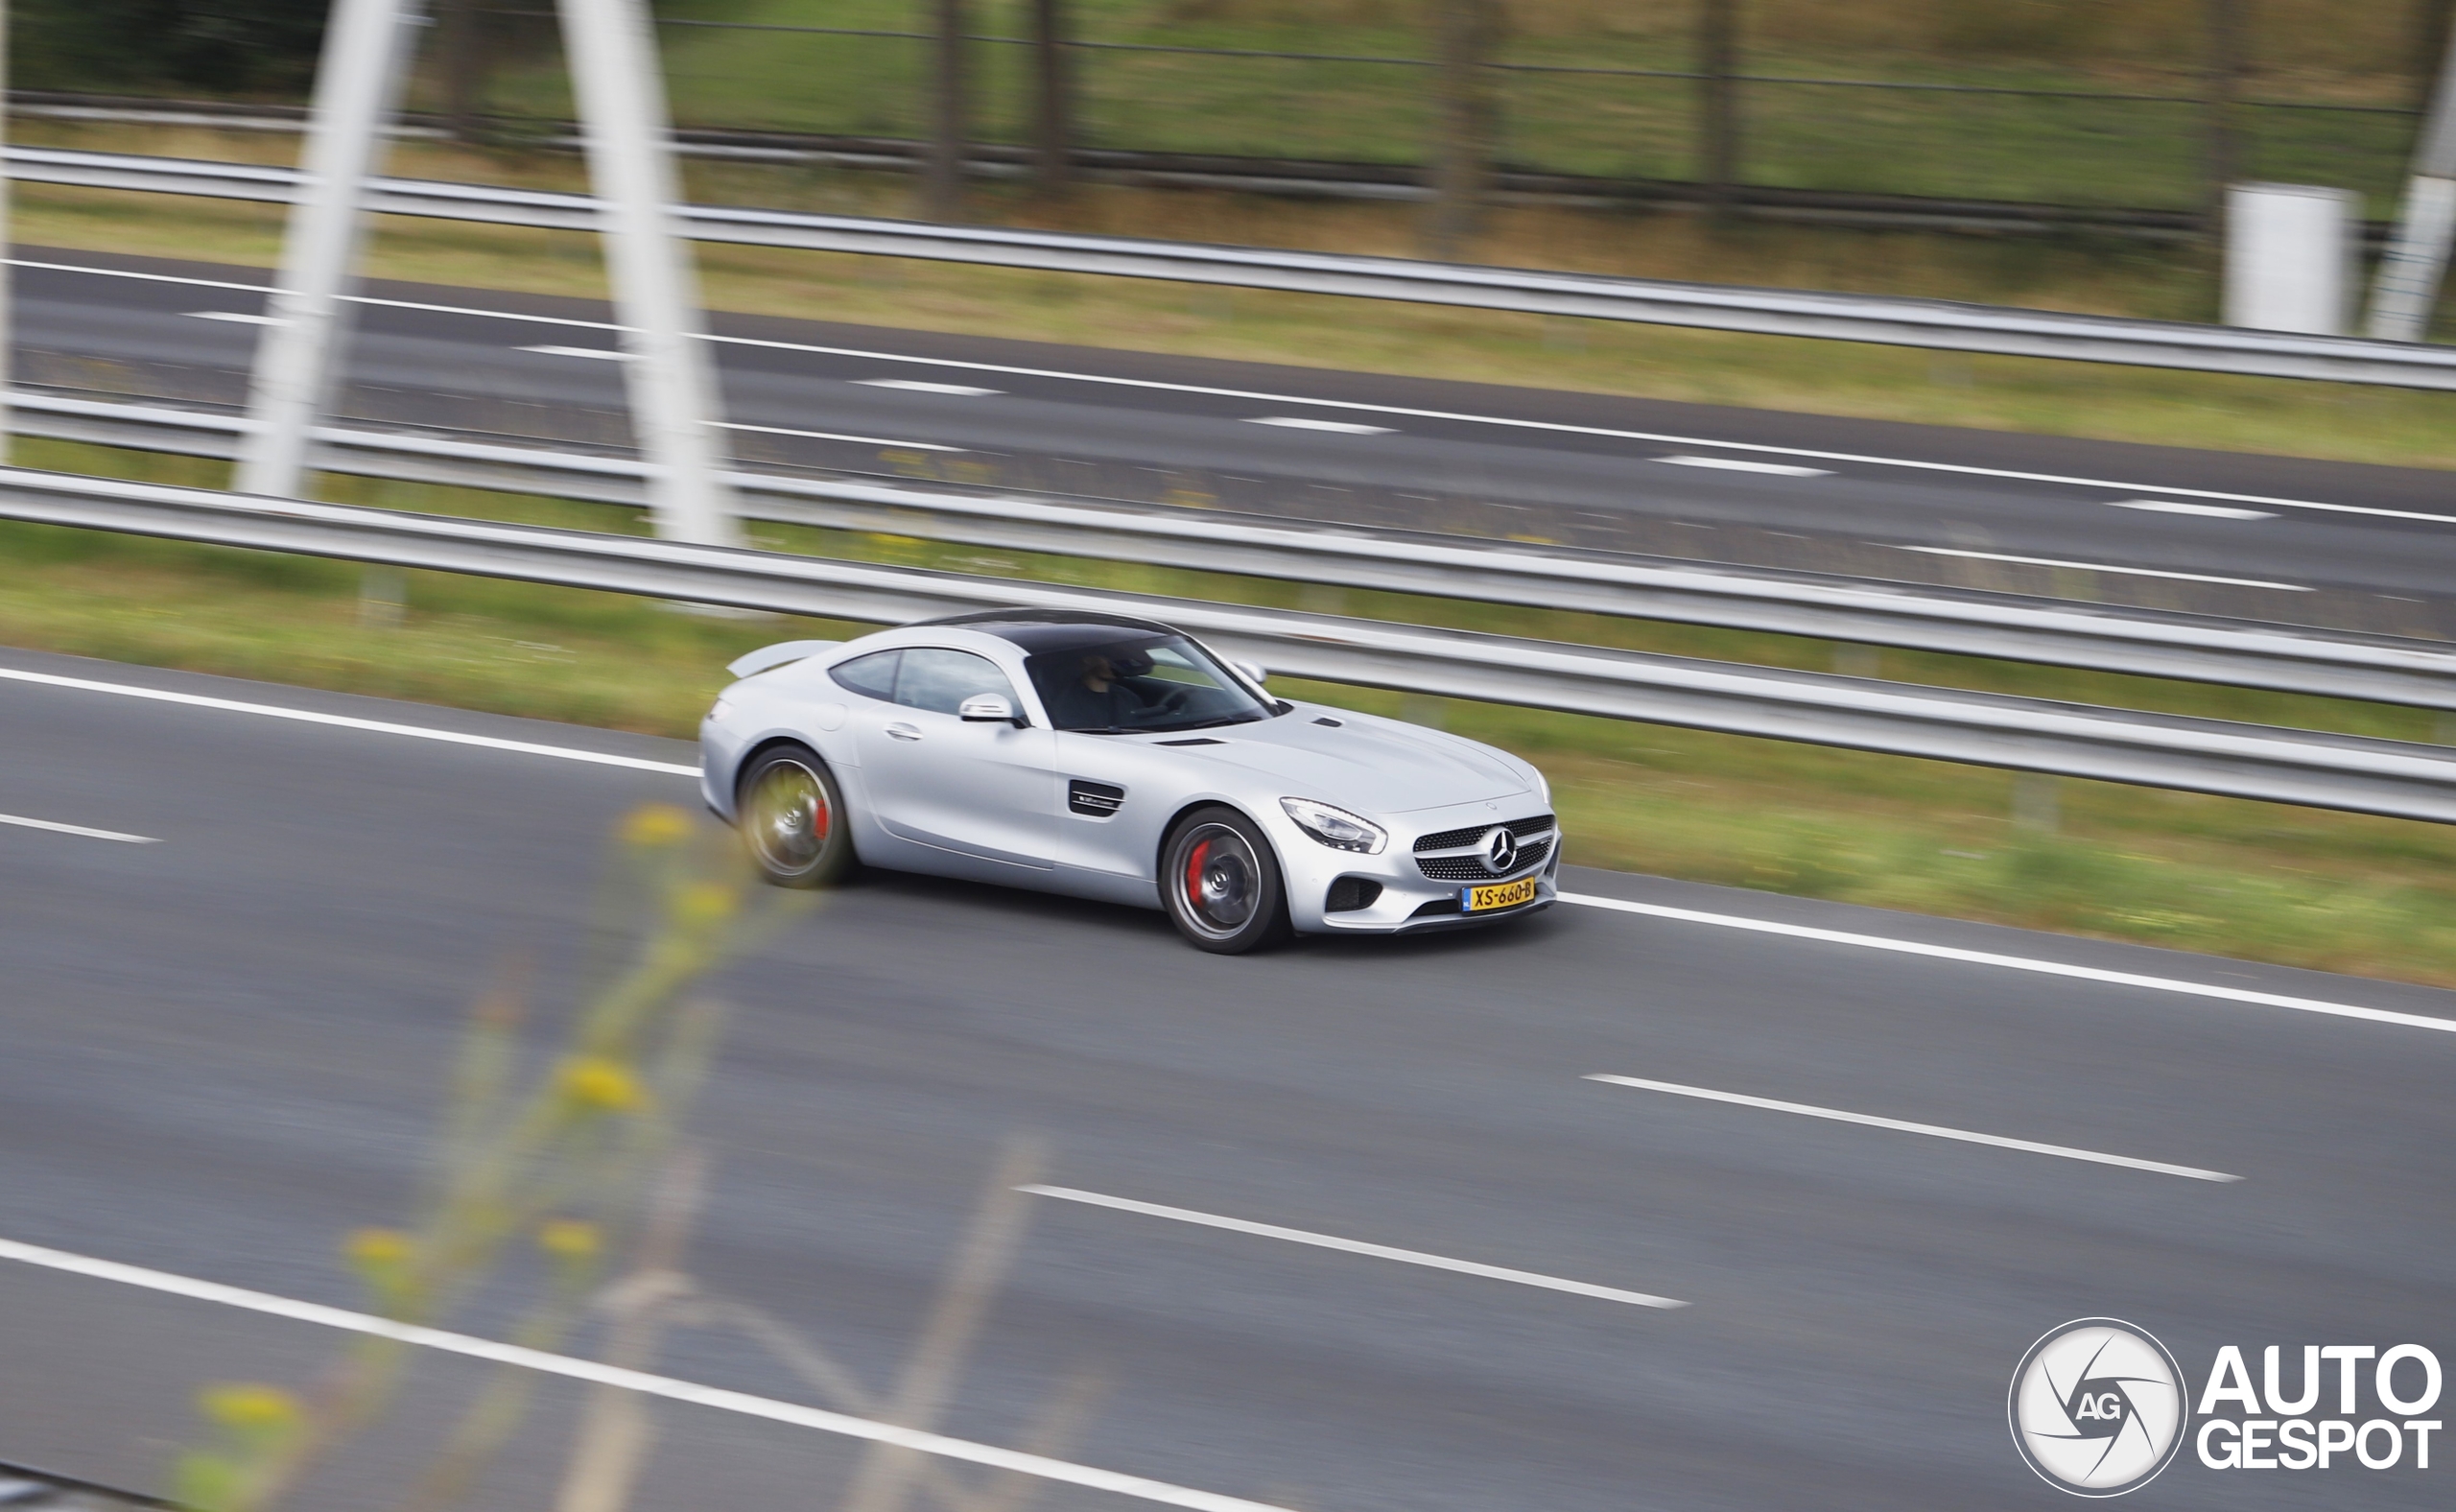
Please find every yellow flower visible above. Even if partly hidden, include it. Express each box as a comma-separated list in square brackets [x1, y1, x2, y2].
[621, 805, 693, 849]
[557, 1055, 646, 1114]
[671, 881, 740, 929]
[201, 1383, 302, 1432]
[536, 1218, 602, 1262]
[343, 1227, 412, 1269]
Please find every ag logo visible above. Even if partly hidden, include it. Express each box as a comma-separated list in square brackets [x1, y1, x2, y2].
[2011, 1319, 2188, 1497]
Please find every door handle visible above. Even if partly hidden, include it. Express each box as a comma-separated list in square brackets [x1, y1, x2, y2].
[886, 722, 923, 742]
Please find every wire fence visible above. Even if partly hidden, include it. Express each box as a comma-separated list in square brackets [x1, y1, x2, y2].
[426, 5, 2431, 216]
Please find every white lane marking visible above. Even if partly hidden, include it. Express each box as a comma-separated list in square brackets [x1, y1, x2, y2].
[519, 343, 630, 361]
[0, 668, 698, 778]
[2107, 499, 2277, 520]
[1558, 891, 2456, 1034]
[1653, 455, 1830, 478]
[718, 420, 964, 453]
[853, 378, 1001, 396]
[1243, 416, 1395, 436]
[1893, 545, 2310, 591]
[1020, 1184, 1685, 1309]
[0, 812, 159, 844]
[183, 310, 282, 325]
[15, 259, 2437, 529]
[0, 1236, 1295, 1512]
[1585, 1075, 2240, 1182]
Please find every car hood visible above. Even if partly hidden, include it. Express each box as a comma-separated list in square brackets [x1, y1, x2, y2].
[1146, 705, 1536, 815]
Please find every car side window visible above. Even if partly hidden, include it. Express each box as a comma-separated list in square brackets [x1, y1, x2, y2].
[830, 650, 901, 701]
[894, 648, 1018, 717]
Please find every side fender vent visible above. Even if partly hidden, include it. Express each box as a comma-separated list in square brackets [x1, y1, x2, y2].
[1068, 780, 1125, 817]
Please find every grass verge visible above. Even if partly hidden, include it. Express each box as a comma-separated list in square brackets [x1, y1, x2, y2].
[10, 437, 2456, 989]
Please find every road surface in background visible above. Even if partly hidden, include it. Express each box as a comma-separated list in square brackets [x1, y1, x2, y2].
[14, 248, 2456, 641]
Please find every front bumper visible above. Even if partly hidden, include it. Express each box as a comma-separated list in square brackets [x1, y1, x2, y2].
[1275, 800, 1561, 935]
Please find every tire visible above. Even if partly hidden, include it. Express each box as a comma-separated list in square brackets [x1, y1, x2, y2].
[736, 744, 854, 888]
[1161, 806, 1290, 955]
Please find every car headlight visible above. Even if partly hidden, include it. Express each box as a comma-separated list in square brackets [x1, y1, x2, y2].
[1280, 797, 1386, 854]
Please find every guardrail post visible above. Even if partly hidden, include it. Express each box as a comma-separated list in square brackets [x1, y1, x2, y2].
[557, 0, 740, 547]
[235, 0, 425, 503]
[928, 0, 969, 221]
[2367, 18, 2456, 342]
[1695, 0, 1739, 215]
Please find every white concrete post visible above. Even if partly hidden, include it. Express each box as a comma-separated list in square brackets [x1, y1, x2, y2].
[236, 0, 425, 500]
[2368, 25, 2456, 343]
[2223, 183, 2359, 335]
[557, 0, 738, 546]
[0, 0, 13, 461]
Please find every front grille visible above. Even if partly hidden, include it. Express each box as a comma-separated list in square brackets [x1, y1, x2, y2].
[1413, 813, 1555, 854]
[1417, 834, 1553, 881]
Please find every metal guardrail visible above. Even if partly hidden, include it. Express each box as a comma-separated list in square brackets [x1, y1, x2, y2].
[10, 462, 2456, 824]
[13, 145, 2455, 389]
[22, 389, 2456, 711]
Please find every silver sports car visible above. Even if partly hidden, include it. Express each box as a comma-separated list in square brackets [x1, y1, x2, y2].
[698, 609, 1559, 953]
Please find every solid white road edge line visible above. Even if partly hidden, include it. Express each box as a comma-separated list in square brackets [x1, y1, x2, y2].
[17, 256, 2444, 529]
[11, 664, 2445, 1036]
[1019, 1184, 1686, 1309]
[0, 668, 699, 778]
[1557, 891, 2456, 1034]
[0, 1236, 1299, 1512]
[1893, 545, 2311, 591]
[0, 812, 159, 844]
[1584, 1075, 2240, 1182]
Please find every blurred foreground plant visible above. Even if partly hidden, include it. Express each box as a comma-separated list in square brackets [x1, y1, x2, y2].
[174, 804, 802, 1512]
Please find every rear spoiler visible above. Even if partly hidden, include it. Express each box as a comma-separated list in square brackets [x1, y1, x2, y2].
[726, 640, 840, 679]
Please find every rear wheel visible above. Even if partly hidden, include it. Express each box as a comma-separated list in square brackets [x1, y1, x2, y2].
[737, 744, 853, 888]
[1161, 806, 1289, 954]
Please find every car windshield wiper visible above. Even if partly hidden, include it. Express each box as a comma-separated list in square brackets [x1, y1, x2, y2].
[1154, 714, 1262, 731]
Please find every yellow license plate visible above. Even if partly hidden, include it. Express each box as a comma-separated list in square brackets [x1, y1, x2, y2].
[1462, 876, 1539, 912]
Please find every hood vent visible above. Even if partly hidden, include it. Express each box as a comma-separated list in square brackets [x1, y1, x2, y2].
[1312, 718, 1344, 727]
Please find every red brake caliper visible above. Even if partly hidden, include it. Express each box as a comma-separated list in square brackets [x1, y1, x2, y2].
[1184, 839, 1212, 909]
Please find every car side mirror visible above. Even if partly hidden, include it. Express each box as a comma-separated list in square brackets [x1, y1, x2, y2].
[959, 693, 1023, 725]
[1234, 660, 1268, 687]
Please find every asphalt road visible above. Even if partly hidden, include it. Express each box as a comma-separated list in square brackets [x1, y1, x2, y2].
[15, 248, 2456, 639]
[2, 644, 2451, 1510]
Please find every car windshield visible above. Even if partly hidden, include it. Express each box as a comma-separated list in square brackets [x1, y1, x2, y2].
[1023, 632, 1273, 734]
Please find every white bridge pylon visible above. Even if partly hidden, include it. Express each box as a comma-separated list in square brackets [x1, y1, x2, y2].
[236, 0, 740, 547]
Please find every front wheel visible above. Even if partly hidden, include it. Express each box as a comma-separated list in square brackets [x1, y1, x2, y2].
[737, 744, 854, 888]
[1161, 807, 1289, 955]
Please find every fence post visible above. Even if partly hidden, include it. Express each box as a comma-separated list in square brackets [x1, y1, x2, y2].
[1423, 0, 1503, 259]
[1696, 0, 1738, 213]
[927, 0, 969, 221]
[2202, 0, 2244, 240]
[0, 0, 13, 463]
[236, 0, 426, 502]
[437, 0, 489, 143]
[1032, 0, 1073, 196]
